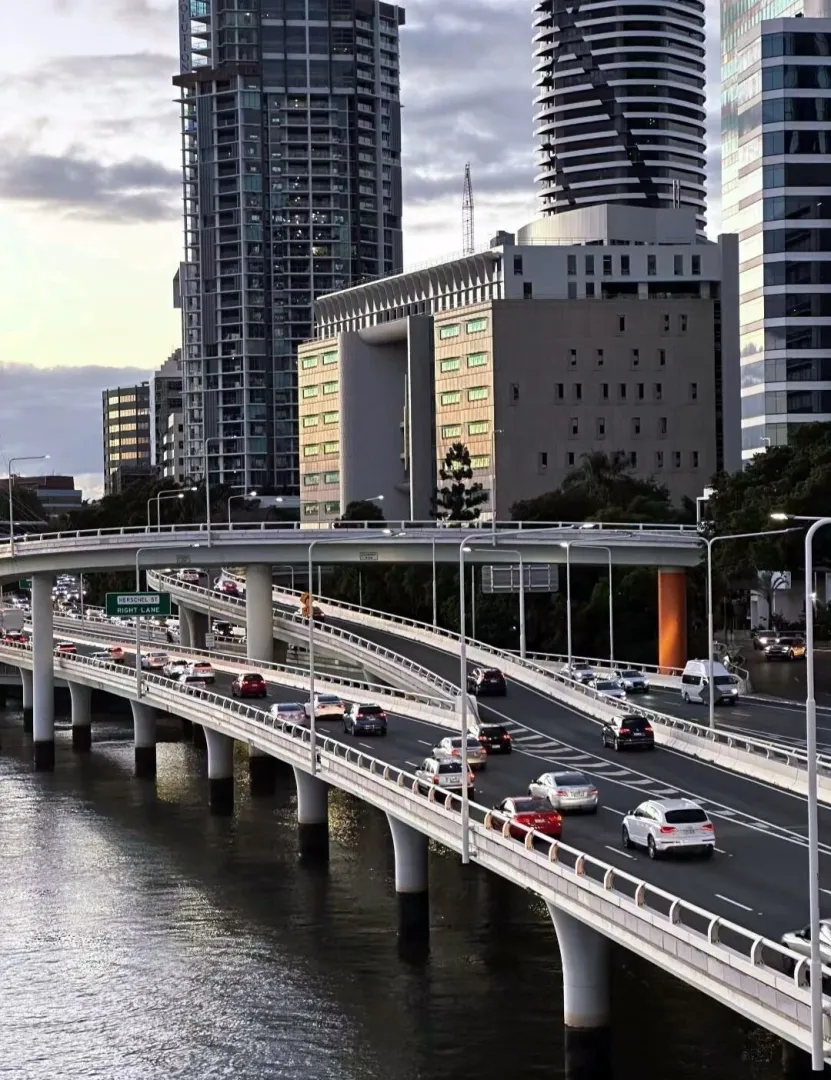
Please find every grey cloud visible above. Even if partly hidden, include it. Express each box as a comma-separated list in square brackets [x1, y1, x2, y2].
[0, 145, 179, 223]
[1, 51, 177, 93]
[0, 364, 154, 480]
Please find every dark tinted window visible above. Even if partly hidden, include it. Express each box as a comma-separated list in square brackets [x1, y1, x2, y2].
[626, 719, 651, 732]
[483, 669, 503, 678]
[480, 725, 508, 738]
[553, 773, 589, 786]
[438, 761, 463, 774]
[358, 706, 384, 716]
[511, 798, 549, 813]
[713, 675, 734, 685]
[620, 669, 642, 677]
[664, 808, 708, 824]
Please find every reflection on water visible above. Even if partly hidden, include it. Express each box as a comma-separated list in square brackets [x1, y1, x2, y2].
[0, 703, 782, 1080]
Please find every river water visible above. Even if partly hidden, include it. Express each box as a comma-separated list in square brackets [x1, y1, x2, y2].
[0, 703, 784, 1080]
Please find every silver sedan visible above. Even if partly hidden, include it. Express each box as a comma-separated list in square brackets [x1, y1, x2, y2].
[528, 771, 599, 813]
[434, 736, 488, 770]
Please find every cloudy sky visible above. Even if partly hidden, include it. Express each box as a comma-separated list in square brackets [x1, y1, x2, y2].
[0, 0, 720, 498]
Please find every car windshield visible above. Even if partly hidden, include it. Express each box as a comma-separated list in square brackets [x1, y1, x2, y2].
[552, 773, 589, 786]
[596, 680, 620, 690]
[511, 798, 549, 813]
[620, 669, 642, 678]
[713, 675, 735, 686]
[437, 761, 463, 774]
[318, 696, 341, 704]
[664, 808, 709, 824]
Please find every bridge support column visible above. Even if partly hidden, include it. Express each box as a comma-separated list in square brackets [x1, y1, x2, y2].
[386, 814, 429, 938]
[192, 722, 207, 749]
[20, 668, 33, 731]
[246, 564, 274, 664]
[180, 717, 193, 739]
[130, 701, 157, 778]
[178, 608, 192, 648]
[32, 572, 55, 771]
[248, 746, 277, 796]
[293, 766, 328, 859]
[204, 726, 234, 815]
[658, 568, 687, 674]
[547, 905, 610, 1079]
[183, 608, 208, 651]
[69, 682, 92, 752]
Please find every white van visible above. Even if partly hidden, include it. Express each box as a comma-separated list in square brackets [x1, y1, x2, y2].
[681, 660, 740, 705]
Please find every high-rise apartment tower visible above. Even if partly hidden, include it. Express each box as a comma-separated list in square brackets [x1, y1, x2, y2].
[174, 0, 404, 495]
[532, 0, 708, 227]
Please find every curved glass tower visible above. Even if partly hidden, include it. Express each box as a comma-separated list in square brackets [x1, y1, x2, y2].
[533, 0, 708, 228]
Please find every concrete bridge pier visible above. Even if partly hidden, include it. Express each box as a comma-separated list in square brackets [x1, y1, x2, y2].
[192, 722, 207, 749]
[69, 682, 92, 752]
[178, 608, 192, 648]
[246, 564, 275, 664]
[293, 766, 328, 859]
[20, 668, 33, 732]
[183, 607, 208, 651]
[547, 905, 611, 1080]
[31, 573, 55, 771]
[130, 701, 157, 778]
[248, 746, 277, 796]
[204, 726, 234, 815]
[386, 814, 429, 938]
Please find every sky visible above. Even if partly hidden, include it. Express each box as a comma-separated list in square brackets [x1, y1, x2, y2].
[0, 0, 721, 499]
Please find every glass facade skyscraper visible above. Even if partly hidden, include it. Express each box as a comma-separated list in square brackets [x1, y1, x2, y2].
[174, 0, 404, 495]
[722, 14, 831, 458]
[532, 0, 708, 226]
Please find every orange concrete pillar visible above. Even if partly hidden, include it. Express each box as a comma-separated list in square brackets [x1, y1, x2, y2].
[658, 569, 687, 674]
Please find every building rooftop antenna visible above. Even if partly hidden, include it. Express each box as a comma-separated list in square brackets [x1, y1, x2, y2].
[462, 163, 474, 255]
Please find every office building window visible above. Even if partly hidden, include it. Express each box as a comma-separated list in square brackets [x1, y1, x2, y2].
[556, 383, 564, 400]
[514, 255, 523, 275]
[621, 255, 630, 277]
[441, 424, 462, 439]
[322, 381, 338, 394]
[511, 383, 520, 402]
[302, 415, 319, 427]
[303, 503, 320, 517]
[302, 386, 319, 398]
[637, 383, 645, 400]
[596, 349, 604, 367]
[631, 348, 640, 368]
[663, 314, 670, 332]
[323, 441, 338, 454]
[523, 282, 533, 299]
[659, 348, 666, 366]
[691, 450, 700, 468]
[629, 451, 638, 467]
[603, 255, 612, 276]
[586, 282, 595, 297]
[439, 324, 460, 339]
[574, 383, 582, 401]
[466, 318, 488, 334]
[304, 445, 320, 457]
[673, 451, 681, 468]
[567, 451, 575, 466]
[618, 315, 626, 332]
[440, 391, 461, 405]
[538, 451, 548, 471]
[468, 420, 489, 435]
[585, 255, 595, 275]
[569, 417, 579, 436]
[596, 416, 606, 438]
[648, 254, 657, 276]
[440, 357, 461, 372]
[601, 383, 609, 400]
[674, 254, 683, 276]
[322, 351, 338, 365]
[659, 416, 668, 435]
[471, 455, 491, 468]
[618, 383, 627, 400]
[467, 386, 489, 401]
[567, 281, 577, 299]
[691, 255, 701, 276]
[569, 349, 577, 366]
[632, 417, 641, 436]
[304, 473, 320, 486]
[323, 411, 339, 424]
[567, 254, 577, 275]
[324, 471, 339, 484]
[690, 382, 698, 401]
[301, 357, 318, 369]
[680, 314, 688, 332]
[655, 450, 664, 469]
[467, 353, 488, 368]
[324, 501, 340, 514]
[654, 383, 663, 401]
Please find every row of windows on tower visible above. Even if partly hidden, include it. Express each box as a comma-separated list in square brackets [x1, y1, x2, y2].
[556, 381, 697, 401]
[555, 253, 702, 277]
[562, 449, 700, 469]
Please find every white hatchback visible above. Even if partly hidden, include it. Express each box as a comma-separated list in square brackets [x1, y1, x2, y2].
[622, 798, 715, 859]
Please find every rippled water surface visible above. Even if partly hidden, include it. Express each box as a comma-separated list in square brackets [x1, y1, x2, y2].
[0, 703, 784, 1079]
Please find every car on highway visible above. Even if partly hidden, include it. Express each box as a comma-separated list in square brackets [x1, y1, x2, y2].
[109, 646, 125, 663]
[55, 641, 77, 654]
[4, 631, 29, 646]
[473, 722, 513, 755]
[176, 569, 202, 585]
[780, 920, 831, 968]
[680, 660, 739, 705]
[231, 672, 268, 699]
[269, 701, 307, 725]
[528, 771, 599, 813]
[299, 603, 325, 622]
[753, 629, 779, 650]
[492, 797, 563, 839]
[163, 659, 189, 679]
[601, 715, 655, 751]
[434, 735, 488, 770]
[614, 668, 650, 693]
[141, 651, 169, 670]
[622, 798, 715, 859]
[305, 693, 345, 720]
[415, 757, 475, 797]
[343, 703, 388, 736]
[589, 676, 627, 701]
[90, 650, 115, 663]
[212, 621, 235, 639]
[187, 661, 215, 684]
[177, 673, 211, 688]
[764, 633, 807, 661]
[560, 662, 596, 685]
[215, 579, 243, 598]
[466, 666, 507, 696]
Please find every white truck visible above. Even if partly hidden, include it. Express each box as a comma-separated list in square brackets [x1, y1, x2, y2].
[0, 609, 25, 634]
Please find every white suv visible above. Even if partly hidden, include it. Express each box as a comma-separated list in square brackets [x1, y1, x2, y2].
[415, 757, 475, 797]
[622, 798, 715, 859]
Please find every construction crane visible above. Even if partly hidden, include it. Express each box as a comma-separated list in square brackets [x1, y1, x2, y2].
[462, 163, 474, 255]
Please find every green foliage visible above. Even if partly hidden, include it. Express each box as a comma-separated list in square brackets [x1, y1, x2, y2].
[433, 442, 488, 523]
[341, 499, 385, 523]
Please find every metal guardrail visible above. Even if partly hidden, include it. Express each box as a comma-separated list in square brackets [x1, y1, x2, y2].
[0, 640, 824, 1055]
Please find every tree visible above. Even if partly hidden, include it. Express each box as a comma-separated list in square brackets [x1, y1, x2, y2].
[341, 499, 386, 523]
[433, 442, 488, 523]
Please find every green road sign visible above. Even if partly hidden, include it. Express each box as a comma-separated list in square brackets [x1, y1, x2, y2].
[18, 579, 31, 590]
[105, 591, 171, 618]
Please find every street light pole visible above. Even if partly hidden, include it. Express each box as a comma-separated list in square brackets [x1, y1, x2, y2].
[7, 455, 49, 557]
[228, 490, 257, 527]
[148, 490, 186, 530]
[432, 538, 438, 628]
[561, 542, 573, 670]
[489, 427, 503, 539]
[203, 436, 220, 545]
[458, 537, 471, 863]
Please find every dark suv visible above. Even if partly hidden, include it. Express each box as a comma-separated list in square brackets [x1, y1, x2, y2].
[601, 715, 655, 751]
[467, 667, 507, 696]
[475, 724, 513, 755]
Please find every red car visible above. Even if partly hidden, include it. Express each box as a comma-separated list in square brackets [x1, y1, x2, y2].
[231, 672, 268, 699]
[217, 580, 243, 598]
[4, 632, 29, 646]
[55, 641, 77, 654]
[493, 797, 563, 840]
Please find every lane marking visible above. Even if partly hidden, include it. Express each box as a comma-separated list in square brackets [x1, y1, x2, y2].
[714, 847, 728, 854]
[606, 845, 635, 860]
[404, 760, 420, 769]
[599, 768, 635, 778]
[715, 893, 754, 913]
[820, 888, 831, 898]
[359, 742, 374, 750]
[417, 739, 433, 747]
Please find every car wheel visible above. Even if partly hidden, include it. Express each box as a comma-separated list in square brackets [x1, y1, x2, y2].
[702, 846, 714, 859]
[622, 825, 631, 848]
[614, 737, 621, 752]
[682, 691, 690, 703]
[601, 731, 608, 747]
[647, 834, 659, 859]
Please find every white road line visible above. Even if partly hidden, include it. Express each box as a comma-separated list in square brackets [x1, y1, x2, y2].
[715, 893, 754, 913]
[602, 806, 625, 816]
[417, 739, 433, 747]
[606, 845, 635, 860]
[359, 742, 374, 750]
[821, 888, 831, 898]
[714, 847, 728, 854]
[599, 768, 635, 778]
[405, 761, 420, 769]
[652, 788, 680, 796]
[624, 778, 653, 786]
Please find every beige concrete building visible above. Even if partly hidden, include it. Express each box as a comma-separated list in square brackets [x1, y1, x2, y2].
[297, 206, 740, 524]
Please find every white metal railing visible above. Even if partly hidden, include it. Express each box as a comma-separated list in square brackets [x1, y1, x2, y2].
[0, 640, 824, 1056]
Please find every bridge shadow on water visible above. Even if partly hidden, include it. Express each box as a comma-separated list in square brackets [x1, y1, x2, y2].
[0, 702, 791, 1080]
